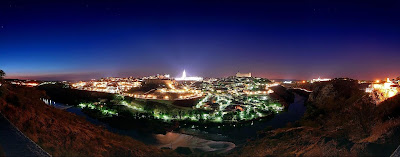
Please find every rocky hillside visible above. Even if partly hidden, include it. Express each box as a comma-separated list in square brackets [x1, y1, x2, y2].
[269, 85, 295, 106]
[235, 78, 400, 156]
[0, 83, 173, 156]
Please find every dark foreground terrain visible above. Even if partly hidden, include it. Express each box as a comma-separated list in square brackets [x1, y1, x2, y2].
[0, 113, 50, 157]
[234, 78, 400, 156]
[0, 83, 173, 156]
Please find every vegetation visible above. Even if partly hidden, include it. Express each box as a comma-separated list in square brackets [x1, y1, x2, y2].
[269, 85, 295, 106]
[0, 70, 5, 78]
[0, 70, 6, 97]
[38, 83, 114, 105]
[235, 78, 400, 156]
[0, 70, 5, 84]
[0, 83, 173, 156]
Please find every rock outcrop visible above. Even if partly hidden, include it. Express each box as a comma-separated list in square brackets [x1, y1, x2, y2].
[234, 78, 400, 156]
[269, 85, 295, 106]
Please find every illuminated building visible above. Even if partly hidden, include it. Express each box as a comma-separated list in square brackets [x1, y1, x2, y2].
[22, 81, 40, 87]
[175, 70, 203, 81]
[283, 81, 292, 84]
[236, 72, 252, 77]
[366, 78, 400, 104]
[143, 74, 171, 80]
[311, 77, 331, 83]
[10, 80, 40, 87]
[71, 77, 141, 94]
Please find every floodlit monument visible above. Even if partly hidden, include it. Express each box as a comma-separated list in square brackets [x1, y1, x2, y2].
[236, 72, 252, 77]
[175, 70, 203, 81]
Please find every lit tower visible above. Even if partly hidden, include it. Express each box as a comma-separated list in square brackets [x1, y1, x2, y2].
[175, 69, 203, 81]
[182, 69, 186, 79]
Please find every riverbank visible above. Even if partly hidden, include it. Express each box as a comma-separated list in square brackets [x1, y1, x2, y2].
[178, 94, 307, 146]
[59, 93, 307, 155]
[0, 84, 173, 156]
[64, 105, 237, 154]
[38, 83, 308, 155]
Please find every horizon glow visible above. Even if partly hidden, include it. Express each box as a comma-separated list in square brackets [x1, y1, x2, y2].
[1, 0, 400, 81]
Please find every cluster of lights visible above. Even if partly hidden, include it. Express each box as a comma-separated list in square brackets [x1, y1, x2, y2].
[366, 78, 400, 103]
[71, 77, 141, 94]
[310, 77, 331, 83]
[244, 90, 273, 95]
[10, 80, 40, 87]
[125, 88, 203, 100]
[71, 72, 205, 100]
[72, 73, 285, 123]
[80, 75, 284, 123]
[194, 76, 284, 122]
[78, 103, 118, 116]
[124, 80, 204, 100]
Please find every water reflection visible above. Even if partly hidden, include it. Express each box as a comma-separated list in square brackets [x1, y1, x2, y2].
[155, 132, 235, 153]
[59, 94, 305, 154]
[180, 94, 307, 144]
[65, 105, 235, 153]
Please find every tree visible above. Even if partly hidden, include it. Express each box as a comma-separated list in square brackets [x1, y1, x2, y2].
[112, 95, 124, 104]
[0, 70, 4, 78]
[0, 70, 5, 82]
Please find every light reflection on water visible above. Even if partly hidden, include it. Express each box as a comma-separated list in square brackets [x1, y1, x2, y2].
[179, 94, 307, 144]
[154, 132, 235, 153]
[65, 106, 235, 153]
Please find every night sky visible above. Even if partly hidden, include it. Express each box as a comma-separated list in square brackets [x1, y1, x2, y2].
[1, 0, 399, 81]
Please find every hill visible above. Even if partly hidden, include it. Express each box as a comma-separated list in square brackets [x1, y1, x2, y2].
[234, 78, 400, 156]
[0, 83, 172, 156]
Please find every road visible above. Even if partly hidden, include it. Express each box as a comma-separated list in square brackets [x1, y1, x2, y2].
[0, 113, 51, 157]
[391, 145, 400, 157]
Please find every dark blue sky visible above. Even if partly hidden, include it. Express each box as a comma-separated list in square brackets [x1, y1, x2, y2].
[1, 0, 400, 80]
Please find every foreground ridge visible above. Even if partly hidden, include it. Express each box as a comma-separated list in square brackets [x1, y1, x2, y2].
[0, 112, 51, 157]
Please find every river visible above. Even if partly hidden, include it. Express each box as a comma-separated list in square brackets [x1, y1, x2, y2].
[51, 94, 306, 154]
[179, 93, 307, 145]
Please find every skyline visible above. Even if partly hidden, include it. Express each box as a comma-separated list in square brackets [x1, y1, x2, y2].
[1, 0, 400, 80]
[3, 69, 396, 82]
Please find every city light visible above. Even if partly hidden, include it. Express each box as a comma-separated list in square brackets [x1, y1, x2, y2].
[366, 78, 399, 104]
[71, 77, 141, 94]
[175, 70, 203, 81]
[70, 72, 284, 123]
